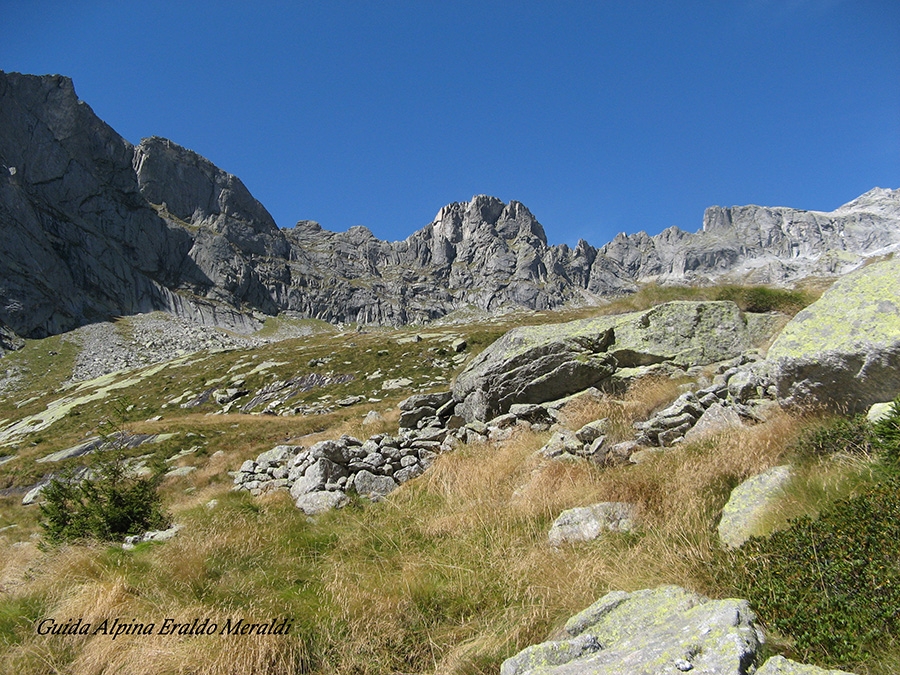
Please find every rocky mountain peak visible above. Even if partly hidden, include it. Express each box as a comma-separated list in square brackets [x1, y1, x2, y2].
[134, 136, 280, 237]
[1, 70, 899, 342]
[831, 186, 900, 217]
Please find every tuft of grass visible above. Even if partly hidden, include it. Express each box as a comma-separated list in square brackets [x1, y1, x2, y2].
[556, 375, 685, 443]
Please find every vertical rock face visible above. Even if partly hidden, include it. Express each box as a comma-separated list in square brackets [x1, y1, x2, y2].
[0, 72, 190, 337]
[1, 70, 899, 340]
[133, 136, 291, 316]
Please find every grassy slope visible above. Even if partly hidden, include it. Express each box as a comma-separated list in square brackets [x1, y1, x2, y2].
[2, 282, 893, 675]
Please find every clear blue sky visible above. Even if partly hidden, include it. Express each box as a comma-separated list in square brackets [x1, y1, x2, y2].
[2, 1, 898, 246]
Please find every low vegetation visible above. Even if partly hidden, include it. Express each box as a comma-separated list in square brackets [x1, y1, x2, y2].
[723, 399, 900, 671]
[600, 281, 822, 317]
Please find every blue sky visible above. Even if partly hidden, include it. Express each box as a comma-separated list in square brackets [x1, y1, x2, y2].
[2, 1, 898, 246]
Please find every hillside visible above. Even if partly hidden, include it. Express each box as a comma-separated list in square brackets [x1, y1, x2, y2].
[0, 269, 898, 673]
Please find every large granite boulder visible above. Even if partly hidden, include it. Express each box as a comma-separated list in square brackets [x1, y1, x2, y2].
[765, 257, 900, 413]
[501, 586, 763, 675]
[451, 318, 618, 422]
[501, 586, 853, 675]
[452, 301, 754, 422]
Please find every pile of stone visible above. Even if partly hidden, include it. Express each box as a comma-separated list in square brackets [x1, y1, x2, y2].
[633, 354, 778, 447]
[63, 313, 263, 383]
[232, 428, 442, 515]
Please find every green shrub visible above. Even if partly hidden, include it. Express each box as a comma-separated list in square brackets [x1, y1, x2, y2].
[793, 414, 876, 458]
[714, 285, 815, 314]
[39, 447, 170, 545]
[730, 477, 900, 668]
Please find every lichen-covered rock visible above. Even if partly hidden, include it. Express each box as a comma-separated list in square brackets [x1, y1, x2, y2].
[609, 301, 754, 368]
[548, 503, 636, 546]
[766, 257, 900, 413]
[755, 655, 856, 675]
[452, 302, 753, 422]
[718, 465, 793, 548]
[501, 586, 763, 675]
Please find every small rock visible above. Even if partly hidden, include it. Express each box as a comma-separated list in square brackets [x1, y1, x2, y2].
[353, 470, 398, 499]
[548, 502, 637, 546]
[867, 401, 895, 424]
[362, 410, 383, 425]
[718, 465, 793, 548]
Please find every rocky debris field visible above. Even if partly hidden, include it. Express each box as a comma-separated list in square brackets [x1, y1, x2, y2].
[62, 313, 266, 382]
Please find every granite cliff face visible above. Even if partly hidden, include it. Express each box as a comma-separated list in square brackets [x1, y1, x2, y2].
[2, 71, 899, 343]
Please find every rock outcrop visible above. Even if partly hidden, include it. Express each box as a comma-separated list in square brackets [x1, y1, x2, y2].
[501, 586, 856, 675]
[764, 257, 900, 413]
[501, 586, 764, 675]
[2, 71, 899, 339]
[452, 301, 756, 422]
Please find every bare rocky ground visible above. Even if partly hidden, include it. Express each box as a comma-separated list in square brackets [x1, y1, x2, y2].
[59, 312, 325, 383]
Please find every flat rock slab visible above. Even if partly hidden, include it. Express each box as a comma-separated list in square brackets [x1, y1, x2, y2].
[718, 465, 793, 548]
[548, 503, 636, 546]
[501, 585, 763, 675]
[683, 403, 743, 442]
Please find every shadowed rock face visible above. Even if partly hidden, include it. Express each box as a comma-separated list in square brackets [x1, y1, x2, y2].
[2, 71, 899, 341]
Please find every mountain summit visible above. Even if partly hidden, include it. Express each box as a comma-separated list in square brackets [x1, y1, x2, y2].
[2, 71, 898, 341]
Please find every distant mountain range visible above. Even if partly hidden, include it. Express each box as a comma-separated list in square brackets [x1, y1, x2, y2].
[2, 71, 899, 341]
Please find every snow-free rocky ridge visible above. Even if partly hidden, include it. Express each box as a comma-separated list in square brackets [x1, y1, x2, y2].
[2, 71, 899, 345]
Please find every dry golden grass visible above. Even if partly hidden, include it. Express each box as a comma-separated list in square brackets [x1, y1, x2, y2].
[0, 382, 861, 675]
[555, 376, 685, 442]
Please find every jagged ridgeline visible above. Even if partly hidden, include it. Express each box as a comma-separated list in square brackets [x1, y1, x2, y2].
[2, 70, 900, 343]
